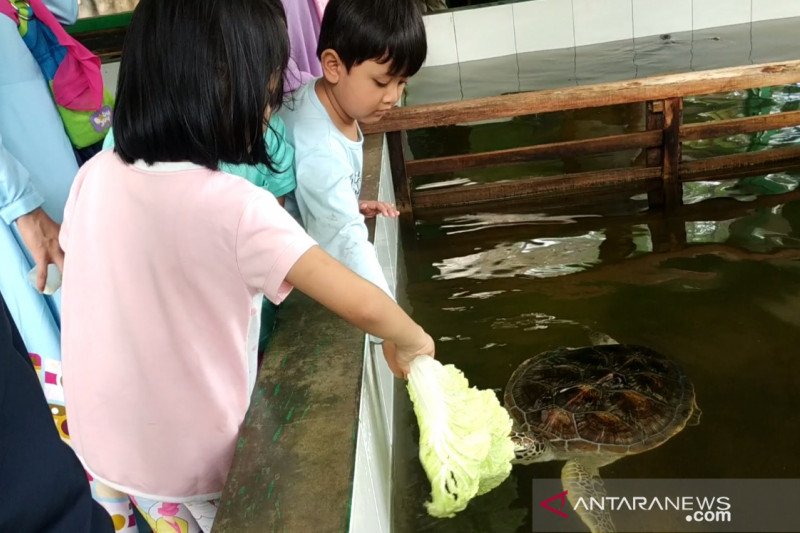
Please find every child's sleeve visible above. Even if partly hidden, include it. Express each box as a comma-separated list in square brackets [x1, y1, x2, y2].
[0, 132, 45, 226]
[44, 0, 78, 25]
[218, 116, 296, 198]
[102, 128, 115, 151]
[263, 115, 296, 198]
[235, 192, 316, 304]
[294, 149, 393, 299]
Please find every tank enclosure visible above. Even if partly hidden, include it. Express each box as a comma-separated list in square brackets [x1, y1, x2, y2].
[217, 9, 800, 533]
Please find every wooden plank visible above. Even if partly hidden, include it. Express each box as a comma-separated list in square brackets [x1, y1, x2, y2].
[412, 167, 662, 209]
[405, 130, 663, 176]
[680, 145, 800, 181]
[386, 131, 412, 213]
[680, 110, 800, 141]
[412, 183, 656, 219]
[661, 98, 683, 209]
[362, 60, 800, 134]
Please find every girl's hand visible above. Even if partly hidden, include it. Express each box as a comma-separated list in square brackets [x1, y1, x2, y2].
[384, 329, 435, 378]
[16, 208, 64, 293]
[359, 200, 399, 219]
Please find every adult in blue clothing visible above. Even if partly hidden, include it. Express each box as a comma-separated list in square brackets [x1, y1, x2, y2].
[0, 290, 114, 532]
[0, 0, 78, 435]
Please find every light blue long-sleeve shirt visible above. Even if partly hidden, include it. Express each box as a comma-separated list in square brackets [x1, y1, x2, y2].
[279, 80, 392, 298]
[0, 0, 78, 225]
[0, 0, 79, 410]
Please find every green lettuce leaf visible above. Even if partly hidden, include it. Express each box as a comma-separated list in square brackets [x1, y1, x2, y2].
[407, 356, 515, 518]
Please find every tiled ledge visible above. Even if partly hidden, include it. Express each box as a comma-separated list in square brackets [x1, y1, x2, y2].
[409, 18, 800, 104]
[424, 0, 800, 66]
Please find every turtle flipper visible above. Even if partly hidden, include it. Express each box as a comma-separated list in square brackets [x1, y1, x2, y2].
[687, 399, 702, 426]
[561, 460, 616, 533]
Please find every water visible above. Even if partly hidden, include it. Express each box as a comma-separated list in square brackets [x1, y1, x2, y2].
[393, 23, 800, 533]
[395, 199, 800, 531]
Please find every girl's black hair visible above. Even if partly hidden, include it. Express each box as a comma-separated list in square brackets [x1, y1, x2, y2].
[317, 0, 427, 78]
[113, 0, 289, 170]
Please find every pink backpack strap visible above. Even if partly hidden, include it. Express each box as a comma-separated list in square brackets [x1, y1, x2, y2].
[0, 1, 19, 23]
[27, 0, 103, 111]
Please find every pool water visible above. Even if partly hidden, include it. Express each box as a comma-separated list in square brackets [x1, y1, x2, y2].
[393, 24, 800, 533]
[394, 195, 800, 531]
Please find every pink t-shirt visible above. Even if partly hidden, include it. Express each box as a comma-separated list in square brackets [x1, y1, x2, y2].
[59, 151, 316, 501]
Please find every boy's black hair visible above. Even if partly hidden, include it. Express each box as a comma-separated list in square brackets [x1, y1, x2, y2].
[114, 0, 289, 170]
[317, 0, 427, 78]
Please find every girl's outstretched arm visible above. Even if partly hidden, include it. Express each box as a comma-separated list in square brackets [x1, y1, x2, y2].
[285, 246, 434, 376]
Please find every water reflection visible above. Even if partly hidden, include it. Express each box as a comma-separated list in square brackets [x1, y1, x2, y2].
[433, 232, 606, 280]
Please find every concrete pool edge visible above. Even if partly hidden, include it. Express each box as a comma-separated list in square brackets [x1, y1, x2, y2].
[214, 133, 397, 532]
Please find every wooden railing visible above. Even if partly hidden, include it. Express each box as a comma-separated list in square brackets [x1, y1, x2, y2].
[362, 60, 800, 214]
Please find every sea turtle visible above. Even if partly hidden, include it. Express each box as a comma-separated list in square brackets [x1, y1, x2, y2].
[504, 335, 700, 533]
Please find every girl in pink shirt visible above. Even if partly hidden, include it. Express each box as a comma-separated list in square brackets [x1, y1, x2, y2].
[58, 0, 434, 531]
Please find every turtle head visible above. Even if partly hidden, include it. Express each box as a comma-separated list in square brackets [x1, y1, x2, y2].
[510, 429, 551, 464]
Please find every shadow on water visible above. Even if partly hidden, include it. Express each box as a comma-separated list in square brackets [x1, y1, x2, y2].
[393, 26, 800, 533]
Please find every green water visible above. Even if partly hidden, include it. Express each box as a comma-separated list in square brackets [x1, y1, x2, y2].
[393, 58, 800, 533]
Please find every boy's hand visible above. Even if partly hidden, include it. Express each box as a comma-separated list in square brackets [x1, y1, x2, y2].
[359, 200, 400, 219]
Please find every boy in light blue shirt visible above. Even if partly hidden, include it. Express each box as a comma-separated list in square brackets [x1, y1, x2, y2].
[279, 0, 426, 299]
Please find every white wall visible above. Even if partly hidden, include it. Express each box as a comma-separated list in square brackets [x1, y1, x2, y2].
[423, 0, 800, 66]
[101, 61, 120, 94]
[348, 137, 399, 533]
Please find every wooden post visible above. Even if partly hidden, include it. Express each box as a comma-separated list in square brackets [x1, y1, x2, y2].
[660, 97, 684, 210]
[385, 130, 412, 215]
[647, 216, 687, 253]
[646, 100, 665, 208]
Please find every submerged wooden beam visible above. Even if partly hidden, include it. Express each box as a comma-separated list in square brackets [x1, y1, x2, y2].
[405, 130, 663, 177]
[408, 181, 800, 266]
[412, 167, 662, 209]
[408, 145, 800, 212]
[680, 110, 800, 141]
[680, 145, 800, 182]
[363, 60, 800, 134]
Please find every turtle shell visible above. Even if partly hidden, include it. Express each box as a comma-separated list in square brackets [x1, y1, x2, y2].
[504, 344, 696, 455]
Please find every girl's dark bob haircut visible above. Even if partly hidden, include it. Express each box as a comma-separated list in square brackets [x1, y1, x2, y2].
[317, 0, 427, 78]
[113, 0, 289, 170]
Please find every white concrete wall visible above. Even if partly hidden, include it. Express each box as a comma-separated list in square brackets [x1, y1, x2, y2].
[348, 137, 398, 533]
[101, 61, 120, 94]
[423, 0, 800, 66]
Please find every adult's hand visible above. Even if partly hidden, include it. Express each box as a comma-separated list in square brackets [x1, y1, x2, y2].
[15, 208, 64, 292]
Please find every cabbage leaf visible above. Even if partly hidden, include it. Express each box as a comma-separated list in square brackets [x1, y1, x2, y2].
[407, 356, 515, 518]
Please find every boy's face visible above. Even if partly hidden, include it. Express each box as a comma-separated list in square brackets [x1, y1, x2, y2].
[333, 59, 407, 124]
